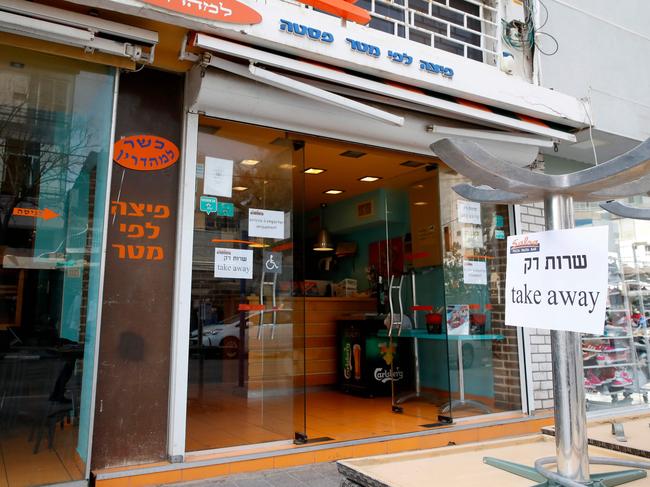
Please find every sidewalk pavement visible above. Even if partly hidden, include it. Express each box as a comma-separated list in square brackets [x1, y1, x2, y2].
[169, 463, 343, 487]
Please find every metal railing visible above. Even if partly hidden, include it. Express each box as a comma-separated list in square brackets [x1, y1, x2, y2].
[356, 0, 501, 66]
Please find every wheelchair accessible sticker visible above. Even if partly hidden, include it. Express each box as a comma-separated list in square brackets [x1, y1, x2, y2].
[263, 252, 282, 274]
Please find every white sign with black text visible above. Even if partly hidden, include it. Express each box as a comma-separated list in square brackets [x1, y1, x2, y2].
[457, 200, 481, 225]
[463, 259, 487, 285]
[204, 157, 233, 198]
[248, 208, 285, 239]
[214, 248, 253, 280]
[505, 226, 608, 334]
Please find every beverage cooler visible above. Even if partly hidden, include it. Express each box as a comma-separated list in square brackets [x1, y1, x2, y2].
[337, 317, 414, 397]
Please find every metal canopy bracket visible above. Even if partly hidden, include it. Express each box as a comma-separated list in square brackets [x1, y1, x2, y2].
[431, 137, 650, 486]
[599, 201, 650, 221]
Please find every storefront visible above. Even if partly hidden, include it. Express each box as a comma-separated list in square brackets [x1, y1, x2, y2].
[1, 0, 646, 485]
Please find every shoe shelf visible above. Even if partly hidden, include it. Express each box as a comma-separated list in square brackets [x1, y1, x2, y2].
[584, 363, 636, 370]
[582, 347, 627, 353]
[583, 250, 650, 411]
[583, 335, 636, 340]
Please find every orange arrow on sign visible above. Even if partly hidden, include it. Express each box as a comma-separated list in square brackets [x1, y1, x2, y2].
[12, 207, 60, 220]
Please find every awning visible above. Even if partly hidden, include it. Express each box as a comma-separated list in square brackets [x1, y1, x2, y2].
[0, 0, 158, 65]
[191, 33, 577, 144]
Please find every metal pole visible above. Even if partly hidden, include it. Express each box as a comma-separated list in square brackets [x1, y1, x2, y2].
[544, 194, 590, 483]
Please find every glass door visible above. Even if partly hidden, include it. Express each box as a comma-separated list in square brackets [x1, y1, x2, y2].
[438, 170, 523, 418]
[185, 119, 305, 451]
[382, 163, 452, 425]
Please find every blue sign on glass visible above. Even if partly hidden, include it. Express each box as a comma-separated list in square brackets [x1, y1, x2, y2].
[200, 195, 218, 214]
[217, 202, 235, 217]
[495, 229, 506, 240]
[495, 215, 504, 228]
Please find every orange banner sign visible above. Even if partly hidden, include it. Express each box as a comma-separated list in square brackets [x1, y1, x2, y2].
[297, 0, 370, 24]
[12, 207, 60, 220]
[141, 0, 262, 24]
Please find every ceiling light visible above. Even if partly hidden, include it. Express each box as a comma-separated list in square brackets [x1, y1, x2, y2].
[359, 176, 382, 182]
[401, 160, 426, 168]
[340, 150, 367, 158]
[324, 189, 344, 195]
[414, 201, 428, 206]
[241, 159, 260, 166]
[233, 186, 248, 191]
[413, 184, 425, 189]
[304, 167, 326, 175]
[314, 203, 334, 252]
[279, 163, 296, 169]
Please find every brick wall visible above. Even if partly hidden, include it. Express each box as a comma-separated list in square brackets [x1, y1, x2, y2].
[490, 206, 522, 410]
[517, 202, 554, 410]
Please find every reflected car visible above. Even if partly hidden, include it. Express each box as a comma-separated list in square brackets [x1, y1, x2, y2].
[189, 313, 253, 359]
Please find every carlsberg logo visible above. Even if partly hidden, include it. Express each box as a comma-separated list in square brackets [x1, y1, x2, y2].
[374, 368, 404, 383]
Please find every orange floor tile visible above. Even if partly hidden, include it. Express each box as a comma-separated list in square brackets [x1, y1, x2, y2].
[0, 424, 84, 487]
[186, 387, 505, 451]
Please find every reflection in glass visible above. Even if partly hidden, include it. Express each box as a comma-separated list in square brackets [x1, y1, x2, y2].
[0, 47, 114, 484]
[576, 198, 650, 411]
[186, 120, 304, 451]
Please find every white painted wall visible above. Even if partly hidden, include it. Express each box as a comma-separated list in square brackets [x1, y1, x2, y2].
[536, 0, 650, 142]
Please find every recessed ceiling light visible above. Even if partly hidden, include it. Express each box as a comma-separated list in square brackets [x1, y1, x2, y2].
[358, 176, 382, 182]
[340, 150, 367, 158]
[233, 186, 249, 191]
[413, 201, 428, 206]
[324, 189, 344, 195]
[304, 167, 326, 175]
[241, 159, 260, 166]
[413, 184, 425, 189]
[279, 163, 297, 169]
[401, 160, 426, 168]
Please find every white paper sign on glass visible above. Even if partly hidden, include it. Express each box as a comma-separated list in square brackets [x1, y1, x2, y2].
[505, 226, 608, 334]
[204, 157, 233, 198]
[214, 248, 253, 279]
[463, 260, 487, 285]
[457, 200, 481, 225]
[461, 226, 483, 248]
[248, 208, 285, 239]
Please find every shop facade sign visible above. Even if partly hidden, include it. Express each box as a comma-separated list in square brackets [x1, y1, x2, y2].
[279, 19, 455, 78]
[141, 0, 262, 24]
[505, 226, 608, 334]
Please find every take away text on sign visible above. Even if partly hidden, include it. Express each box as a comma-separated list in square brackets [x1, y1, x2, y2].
[505, 226, 608, 334]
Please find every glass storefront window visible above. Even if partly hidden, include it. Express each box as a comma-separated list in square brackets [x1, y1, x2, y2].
[576, 198, 650, 411]
[0, 47, 115, 484]
[438, 171, 523, 417]
[184, 117, 523, 454]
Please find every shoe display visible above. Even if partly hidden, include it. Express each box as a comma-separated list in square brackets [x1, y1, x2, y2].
[584, 373, 603, 389]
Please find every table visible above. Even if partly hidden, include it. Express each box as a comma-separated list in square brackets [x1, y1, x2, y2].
[378, 329, 504, 413]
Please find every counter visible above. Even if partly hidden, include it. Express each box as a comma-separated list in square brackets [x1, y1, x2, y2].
[246, 296, 376, 395]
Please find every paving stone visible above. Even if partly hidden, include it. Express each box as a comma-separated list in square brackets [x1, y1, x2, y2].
[232, 478, 273, 487]
[171, 462, 344, 487]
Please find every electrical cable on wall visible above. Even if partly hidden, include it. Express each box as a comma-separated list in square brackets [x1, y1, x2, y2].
[501, 0, 559, 56]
